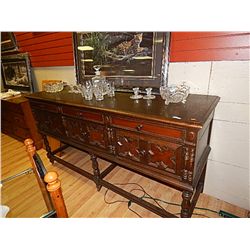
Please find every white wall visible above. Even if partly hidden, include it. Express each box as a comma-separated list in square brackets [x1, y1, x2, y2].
[31, 66, 77, 91]
[168, 61, 250, 210]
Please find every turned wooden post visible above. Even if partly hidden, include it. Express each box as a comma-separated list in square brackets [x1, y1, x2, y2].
[24, 138, 53, 212]
[181, 190, 193, 218]
[90, 154, 102, 191]
[44, 171, 68, 218]
[42, 134, 54, 164]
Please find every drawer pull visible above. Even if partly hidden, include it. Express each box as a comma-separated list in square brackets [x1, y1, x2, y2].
[139, 149, 146, 156]
[81, 132, 88, 137]
[136, 124, 143, 131]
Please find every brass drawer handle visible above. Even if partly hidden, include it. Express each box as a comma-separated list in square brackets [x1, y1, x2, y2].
[136, 124, 143, 131]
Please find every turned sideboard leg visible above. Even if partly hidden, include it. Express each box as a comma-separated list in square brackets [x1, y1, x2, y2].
[181, 190, 193, 218]
[90, 154, 102, 191]
[42, 134, 54, 164]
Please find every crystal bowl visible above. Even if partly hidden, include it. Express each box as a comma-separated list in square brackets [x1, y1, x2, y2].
[160, 83, 190, 105]
[43, 81, 64, 93]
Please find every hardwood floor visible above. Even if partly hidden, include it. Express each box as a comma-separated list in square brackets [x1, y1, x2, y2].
[1, 133, 249, 218]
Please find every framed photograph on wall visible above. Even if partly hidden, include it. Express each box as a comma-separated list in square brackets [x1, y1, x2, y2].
[74, 32, 170, 92]
[1, 32, 18, 53]
[1, 53, 34, 92]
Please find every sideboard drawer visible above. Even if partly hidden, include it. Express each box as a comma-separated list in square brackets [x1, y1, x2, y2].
[31, 101, 59, 113]
[112, 116, 185, 140]
[62, 105, 104, 123]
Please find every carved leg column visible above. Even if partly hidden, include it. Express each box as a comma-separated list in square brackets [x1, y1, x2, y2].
[90, 154, 102, 191]
[181, 190, 193, 218]
[42, 134, 54, 164]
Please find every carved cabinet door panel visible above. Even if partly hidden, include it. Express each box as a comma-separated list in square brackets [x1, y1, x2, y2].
[85, 122, 108, 150]
[62, 116, 88, 143]
[140, 134, 184, 177]
[32, 109, 66, 137]
[115, 129, 141, 162]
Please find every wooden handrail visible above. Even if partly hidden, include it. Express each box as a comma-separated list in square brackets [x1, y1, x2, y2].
[24, 138, 53, 212]
[44, 171, 68, 218]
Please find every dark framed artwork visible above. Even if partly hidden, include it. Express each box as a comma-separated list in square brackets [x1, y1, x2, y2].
[1, 53, 34, 92]
[1, 32, 18, 53]
[73, 32, 170, 91]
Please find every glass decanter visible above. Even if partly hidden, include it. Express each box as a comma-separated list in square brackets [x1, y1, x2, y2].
[92, 65, 106, 97]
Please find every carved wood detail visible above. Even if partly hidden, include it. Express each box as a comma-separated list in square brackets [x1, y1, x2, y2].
[86, 123, 106, 149]
[182, 146, 195, 183]
[107, 127, 115, 154]
[116, 133, 140, 162]
[63, 116, 88, 142]
[34, 110, 65, 137]
[147, 143, 177, 174]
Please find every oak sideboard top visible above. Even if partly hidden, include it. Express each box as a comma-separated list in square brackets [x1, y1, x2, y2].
[26, 89, 220, 129]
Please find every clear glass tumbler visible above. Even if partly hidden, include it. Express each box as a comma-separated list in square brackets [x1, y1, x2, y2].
[84, 81, 93, 100]
[107, 81, 115, 97]
[93, 82, 104, 101]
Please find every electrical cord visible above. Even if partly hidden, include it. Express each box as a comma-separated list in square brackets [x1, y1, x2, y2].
[103, 182, 221, 218]
[141, 196, 218, 215]
[128, 205, 143, 218]
[104, 182, 169, 217]
[104, 188, 128, 205]
[104, 186, 143, 217]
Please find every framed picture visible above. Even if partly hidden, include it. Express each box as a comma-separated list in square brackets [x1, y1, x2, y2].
[1, 32, 18, 53]
[1, 53, 34, 92]
[74, 32, 170, 92]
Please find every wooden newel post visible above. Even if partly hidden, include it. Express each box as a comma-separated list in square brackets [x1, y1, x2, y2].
[24, 138, 53, 211]
[44, 171, 68, 218]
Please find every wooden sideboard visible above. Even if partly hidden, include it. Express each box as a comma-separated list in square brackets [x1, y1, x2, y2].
[1, 95, 43, 149]
[26, 89, 219, 217]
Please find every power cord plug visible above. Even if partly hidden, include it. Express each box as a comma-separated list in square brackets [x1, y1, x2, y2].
[219, 210, 239, 218]
[128, 200, 132, 208]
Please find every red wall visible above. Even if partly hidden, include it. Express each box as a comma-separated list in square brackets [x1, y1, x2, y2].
[169, 32, 250, 62]
[14, 32, 74, 67]
[14, 32, 250, 67]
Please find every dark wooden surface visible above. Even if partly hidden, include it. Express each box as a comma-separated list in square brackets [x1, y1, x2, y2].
[1, 95, 43, 149]
[26, 90, 219, 217]
[25, 89, 219, 128]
